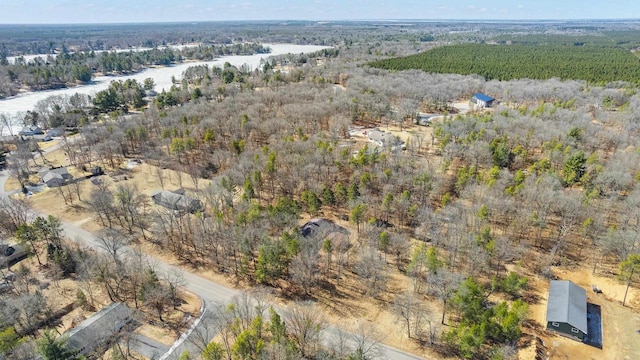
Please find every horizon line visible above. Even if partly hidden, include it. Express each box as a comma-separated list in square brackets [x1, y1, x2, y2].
[1, 18, 640, 26]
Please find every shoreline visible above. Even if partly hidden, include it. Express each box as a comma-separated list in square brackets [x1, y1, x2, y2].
[1, 51, 271, 101]
[0, 43, 331, 136]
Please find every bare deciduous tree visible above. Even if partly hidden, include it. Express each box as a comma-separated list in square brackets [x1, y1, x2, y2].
[0, 197, 31, 237]
[392, 290, 429, 339]
[354, 245, 388, 298]
[6, 142, 33, 190]
[350, 320, 383, 360]
[291, 236, 321, 295]
[164, 268, 186, 309]
[97, 228, 130, 264]
[286, 302, 325, 358]
[426, 269, 463, 325]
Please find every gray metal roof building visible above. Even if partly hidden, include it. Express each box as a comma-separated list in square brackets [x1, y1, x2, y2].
[65, 302, 132, 355]
[40, 167, 73, 188]
[546, 280, 588, 340]
[151, 189, 203, 214]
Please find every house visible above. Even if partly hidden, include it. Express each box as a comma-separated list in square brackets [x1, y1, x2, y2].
[0, 243, 28, 268]
[40, 167, 73, 188]
[151, 189, 203, 214]
[367, 130, 406, 151]
[47, 128, 64, 137]
[471, 93, 495, 108]
[18, 126, 44, 136]
[39, 166, 73, 179]
[546, 280, 588, 341]
[301, 218, 349, 239]
[42, 172, 66, 188]
[64, 302, 132, 356]
[417, 113, 438, 126]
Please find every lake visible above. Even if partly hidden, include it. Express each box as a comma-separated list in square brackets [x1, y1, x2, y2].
[0, 44, 329, 134]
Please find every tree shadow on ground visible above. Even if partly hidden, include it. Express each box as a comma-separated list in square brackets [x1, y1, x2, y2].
[311, 279, 368, 318]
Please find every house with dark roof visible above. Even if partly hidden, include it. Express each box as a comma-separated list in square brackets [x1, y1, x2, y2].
[18, 126, 44, 137]
[417, 113, 438, 126]
[47, 128, 64, 137]
[301, 218, 349, 239]
[64, 302, 132, 356]
[42, 172, 66, 188]
[546, 280, 588, 341]
[151, 189, 203, 214]
[0, 243, 28, 268]
[40, 167, 73, 188]
[471, 93, 495, 108]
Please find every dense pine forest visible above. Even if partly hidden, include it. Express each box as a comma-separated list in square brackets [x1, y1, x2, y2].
[369, 42, 640, 83]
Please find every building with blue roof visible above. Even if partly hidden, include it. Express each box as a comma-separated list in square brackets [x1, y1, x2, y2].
[471, 93, 495, 108]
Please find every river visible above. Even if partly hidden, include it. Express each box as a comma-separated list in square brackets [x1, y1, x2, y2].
[0, 44, 329, 134]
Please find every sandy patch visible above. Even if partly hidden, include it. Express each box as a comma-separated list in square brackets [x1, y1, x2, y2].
[37, 139, 61, 151]
[523, 264, 640, 360]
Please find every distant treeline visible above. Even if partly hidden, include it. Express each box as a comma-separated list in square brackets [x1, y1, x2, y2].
[369, 43, 640, 84]
[491, 32, 640, 50]
[0, 43, 269, 98]
[0, 21, 337, 57]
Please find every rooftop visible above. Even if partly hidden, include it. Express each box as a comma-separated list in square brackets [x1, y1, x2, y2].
[39, 166, 71, 177]
[65, 302, 132, 354]
[546, 280, 588, 335]
[301, 218, 349, 239]
[151, 189, 202, 213]
[367, 130, 405, 149]
[472, 93, 495, 102]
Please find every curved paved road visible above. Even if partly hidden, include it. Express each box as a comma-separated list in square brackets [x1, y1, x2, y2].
[0, 169, 424, 360]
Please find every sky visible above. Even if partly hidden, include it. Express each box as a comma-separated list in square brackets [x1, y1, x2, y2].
[1, 0, 640, 24]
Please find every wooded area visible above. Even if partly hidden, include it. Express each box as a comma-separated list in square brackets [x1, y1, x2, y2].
[2, 20, 640, 360]
[369, 42, 640, 83]
[0, 43, 270, 98]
